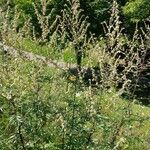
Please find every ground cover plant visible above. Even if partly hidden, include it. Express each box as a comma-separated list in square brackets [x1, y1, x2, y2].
[0, 47, 150, 150]
[0, 0, 150, 149]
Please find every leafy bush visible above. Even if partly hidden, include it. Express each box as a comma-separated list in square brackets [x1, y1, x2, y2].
[123, 0, 150, 22]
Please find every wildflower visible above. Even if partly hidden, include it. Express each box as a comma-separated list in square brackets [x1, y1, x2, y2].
[69, 75, 77, 81]
[76, 92, 81, 97]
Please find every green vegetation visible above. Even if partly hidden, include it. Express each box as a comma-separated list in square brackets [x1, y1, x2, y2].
[123, 0, 150, 22]
[0, 54, 150, 149]
[0, 0, 150, 149]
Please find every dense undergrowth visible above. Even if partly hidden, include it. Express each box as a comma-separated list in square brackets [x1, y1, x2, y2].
[0, 0, 150, 149]
[0, 53, 150, 149]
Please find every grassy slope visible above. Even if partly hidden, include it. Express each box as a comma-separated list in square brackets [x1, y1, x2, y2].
[0, 54, 150, 149]
[4, 33, 76, 62]
[3, 33, 96, 66]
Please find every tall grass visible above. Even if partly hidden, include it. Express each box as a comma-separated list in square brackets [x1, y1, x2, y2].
[0, 0, 150, 149]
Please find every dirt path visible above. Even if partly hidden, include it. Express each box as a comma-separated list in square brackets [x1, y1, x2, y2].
[0, 42, 76, 70]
